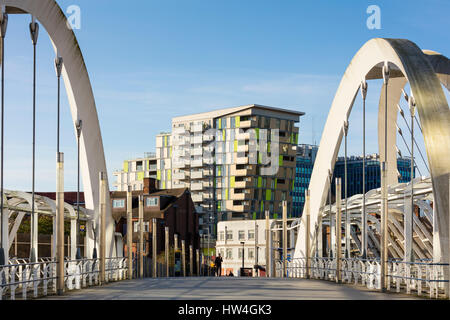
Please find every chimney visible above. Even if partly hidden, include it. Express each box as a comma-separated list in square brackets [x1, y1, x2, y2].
[143, 178, 158, 194]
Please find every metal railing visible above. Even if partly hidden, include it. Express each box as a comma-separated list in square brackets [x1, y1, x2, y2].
[276, 257, 449, 298]
[0, 257, 130, 300]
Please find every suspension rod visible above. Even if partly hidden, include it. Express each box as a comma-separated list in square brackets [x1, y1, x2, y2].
[361, 80, 368, 259]
[396, 125, 423, 177]
[343, 120, 349, 258]
[397, 104, 429, 173]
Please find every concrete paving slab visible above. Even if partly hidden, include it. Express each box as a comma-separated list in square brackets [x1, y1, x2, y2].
[42, 277, 424, 300]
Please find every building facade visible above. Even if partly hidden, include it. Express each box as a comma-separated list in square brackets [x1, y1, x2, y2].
[111, 178, 199, 257]
[113, 153, 157, 191]
[291, 144, 415, 217]
[215, 219, 273, 277]
[161, 104, 304, 239]
[331, 154, 415, 198]
[291, 144, 318, 217]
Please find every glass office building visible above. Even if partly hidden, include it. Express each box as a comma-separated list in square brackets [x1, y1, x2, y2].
[291, 145, 414, 217]
[292, 144, 318, 217]
[331, 155, 414, 199]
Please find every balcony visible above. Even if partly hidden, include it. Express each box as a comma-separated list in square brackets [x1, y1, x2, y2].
[203, 169, 214, 176]
[172, 159, 189, 169]
[236, 157, 249, 165]
[173, 172, 186, 180]
[173, 126, 188, 135]
[190, 159, 203, 167]
[191, 147, 203, 156]
[192, 136, 203, 144]
[203, 181, 213, 188]
[203, 144, 214, 153]
[203, 133, 214, 141]
[191, 171, 203, 179]
[191, 194, 203, 202]
[232, 204, 250, 212]
[237, 144, 248, 152]
[203, 192, 214, 200]
[239, 120, 256, 128]
[232, 192, 251, 200]
[190, 182, 203, 191]
[192, 123, 203, 132]
[172, 148, 187, 157]
[234, 180, 252, 189]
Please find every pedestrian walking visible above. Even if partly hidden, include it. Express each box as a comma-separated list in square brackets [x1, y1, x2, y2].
[214, 253, 223, 276]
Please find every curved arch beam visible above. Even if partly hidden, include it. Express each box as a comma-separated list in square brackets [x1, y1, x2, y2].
[295, 39, 450, 268]
[377, 77, 408, 185]
[3, 0, 115, 257]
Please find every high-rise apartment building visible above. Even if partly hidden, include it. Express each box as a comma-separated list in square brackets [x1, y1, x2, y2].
[157, 104, 304, 238]
[155, 132, 173, 190]
[113, 153, 158, 191]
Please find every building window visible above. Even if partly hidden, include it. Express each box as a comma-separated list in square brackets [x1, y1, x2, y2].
[133, 221, 149, 232]
[146, 197, 159, 207]
[248, 229, 255, 240]
[219, 231, 225, 241]
[226, 230, 233, 240]
[248, 248, 254, 259]
[238, 247, 244, 259]
[226, 248, 233, 259]
[112, 199, 125, 208]
[238, 230, 245, 241]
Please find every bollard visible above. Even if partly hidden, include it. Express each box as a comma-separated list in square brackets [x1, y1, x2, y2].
[152, 218, 157, 278]
[196, 249, 200, 276]
[189, 245, 193, 277]
[182, 240, 186, 277]
[56, 152, 65, 295]
[126, 185, 133, 280]
[305, 189, 311, 279]
[139, 195, 144, 278]
[282, 201, 287, 278]
[165, 227, 169, 277]
[99, 172, 107, 284]
[336, 178, 342, 283]
[265, 210, 270, 277]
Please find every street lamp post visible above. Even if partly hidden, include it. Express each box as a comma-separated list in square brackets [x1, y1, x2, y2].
[75, 120, 82, 260]
[0, 8, 8, 266]
[241, 241, 245, 276]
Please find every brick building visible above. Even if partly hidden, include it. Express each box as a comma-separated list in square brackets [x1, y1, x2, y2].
[111, 178, 199, 256]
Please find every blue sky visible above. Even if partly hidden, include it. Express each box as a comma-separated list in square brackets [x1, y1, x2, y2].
[3, 0, 450, 191]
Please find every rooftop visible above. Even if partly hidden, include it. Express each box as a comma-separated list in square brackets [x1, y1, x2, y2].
[172, 104, 305, 123]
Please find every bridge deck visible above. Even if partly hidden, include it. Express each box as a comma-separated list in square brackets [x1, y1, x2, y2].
[42, 277, 422, 300]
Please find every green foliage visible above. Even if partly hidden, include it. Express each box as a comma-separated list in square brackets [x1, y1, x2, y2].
[16, 215, 84, 236]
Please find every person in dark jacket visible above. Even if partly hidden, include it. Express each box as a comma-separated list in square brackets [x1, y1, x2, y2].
[214, 254, 223, 276]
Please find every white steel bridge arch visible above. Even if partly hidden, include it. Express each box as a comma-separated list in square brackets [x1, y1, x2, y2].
[294, 38, 450, 267]
[2, 0, 115, 259]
